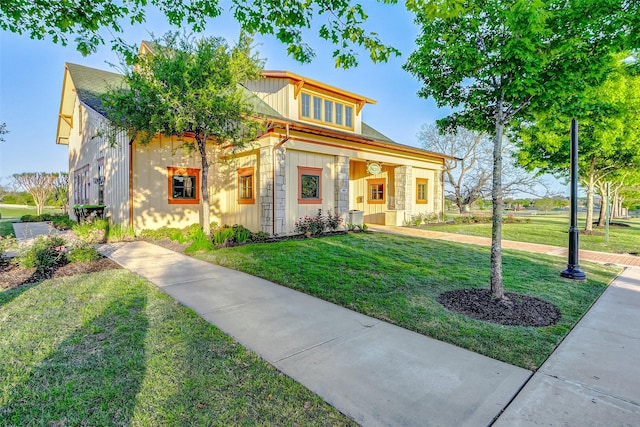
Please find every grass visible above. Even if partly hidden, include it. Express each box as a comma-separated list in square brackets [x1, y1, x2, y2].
[0, 205, 65, 238]
[0, 270, 354, 426]
[431, 212, 640, 254]
[193, 233, 620, 370]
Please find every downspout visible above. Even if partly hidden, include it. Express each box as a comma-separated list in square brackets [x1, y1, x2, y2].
[128, 137, 134, 229]
[272, 124, 290, 236]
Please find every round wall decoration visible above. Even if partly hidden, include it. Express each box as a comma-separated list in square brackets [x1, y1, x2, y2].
[367, 162, 382, 175]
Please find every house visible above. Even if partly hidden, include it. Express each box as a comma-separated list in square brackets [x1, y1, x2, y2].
[56, 43, 453, 235]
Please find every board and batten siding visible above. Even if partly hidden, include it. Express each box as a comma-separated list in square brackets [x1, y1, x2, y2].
[285, 150, 335, 233]
[413, 168, 436, 215]
[69, 103, 130, 226]
[132, 135, 220, 231]
[217, 151, 261, 232]
[243, 78, 294, 119]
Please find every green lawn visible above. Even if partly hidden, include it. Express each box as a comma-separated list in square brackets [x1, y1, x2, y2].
[0, 270, 354, 426]
[430, 212, 640, 254]
[0, 206, 65, 238]
[193, 233, 620, 370]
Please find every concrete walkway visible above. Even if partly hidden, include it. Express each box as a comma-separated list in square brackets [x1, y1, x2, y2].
[494, 266, 640, 426]
[13, 222, 640, 425]
[12, 221, 60, 242]
[98, 241, 531, 426]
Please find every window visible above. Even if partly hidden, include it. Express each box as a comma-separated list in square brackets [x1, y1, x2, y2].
[335, 103, 343, 125]
[167, 166, 200, 204]
[298, 166, 323, 204]
[416, 178, 429, 204]
[298, 90, 354, 130]
[74, 164, 90, 205]
[97, 158, 105, 205]
[237, 167, 255, 204]
[313, 96, 323, 120]
[367, 178, 385, 204]
[301, 93, 311, 118]
[324, 99, 333, 122]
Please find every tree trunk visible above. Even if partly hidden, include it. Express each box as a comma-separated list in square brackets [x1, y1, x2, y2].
[584, 159, 595, 232]
[197, 135, 211, 236]
[596, 187, 606, 227]
[490, 117, 504, 300]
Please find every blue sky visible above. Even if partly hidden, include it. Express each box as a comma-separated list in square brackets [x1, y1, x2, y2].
[0, 3, 451, 185]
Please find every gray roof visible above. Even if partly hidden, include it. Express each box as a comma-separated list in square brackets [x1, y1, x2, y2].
[64, 63, 436, 156]
[66, 63, 125, 115]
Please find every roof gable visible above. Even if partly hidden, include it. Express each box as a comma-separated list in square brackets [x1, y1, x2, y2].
[66, 63, 125, 115]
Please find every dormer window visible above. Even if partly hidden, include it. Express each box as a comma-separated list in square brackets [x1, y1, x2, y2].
[298, 89, 355, 130]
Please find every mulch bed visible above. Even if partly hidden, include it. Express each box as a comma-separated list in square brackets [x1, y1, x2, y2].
[438, 289, 561, 327]
[0, 257, 122, 291]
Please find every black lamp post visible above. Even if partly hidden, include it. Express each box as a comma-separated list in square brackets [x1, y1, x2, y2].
[561, 119, 587, 280]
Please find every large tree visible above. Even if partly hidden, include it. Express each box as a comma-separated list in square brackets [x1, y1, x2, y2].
[418, 124, 545, 213]
[0, 0, 399, 67]
[516, 54, 640, 231]
[13, 172, 60, 215]
[101, 33, 265, 236]
[404, 0, 639, 299]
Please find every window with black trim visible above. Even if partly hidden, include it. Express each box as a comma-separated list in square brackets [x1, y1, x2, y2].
[238, 167, 255, 204]
[298, 166, 323, 204]
[367, 178, 385, 204]
[416, 178, 428, 204]
[168, 167, 200, 204]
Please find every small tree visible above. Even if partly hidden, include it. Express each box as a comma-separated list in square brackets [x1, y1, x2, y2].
[418, 124, 545, 214]
[49, 172, 69, 214]
[13, 172, 59, 215]
[102, 33, 265, 235]
[405, 0, 638, 300]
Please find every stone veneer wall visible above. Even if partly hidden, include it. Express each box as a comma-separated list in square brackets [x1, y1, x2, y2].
[334, 155, 350, 219]
[394, 166, 413, 213]
[259, 145, 273, 234]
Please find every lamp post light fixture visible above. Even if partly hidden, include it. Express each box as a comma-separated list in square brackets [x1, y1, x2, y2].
[561, 119, 586, 281]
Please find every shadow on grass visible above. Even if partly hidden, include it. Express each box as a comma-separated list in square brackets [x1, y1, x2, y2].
[0, 295, 149, 425]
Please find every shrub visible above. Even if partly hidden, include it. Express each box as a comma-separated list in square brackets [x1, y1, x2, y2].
[185, 228, 215, 253]
[294, 210, 327, 236]
[18, 235, 68, 271]
[0, 235, 17, 258]
[325, 210, 343, 231]
[67, 243, 100, 263]
[213, 226, 235, 246]
[106, 223, 135, 242]
[249, 231, 270, 243]
[72, 219, 108, 243]
[232, 224, 252, 243]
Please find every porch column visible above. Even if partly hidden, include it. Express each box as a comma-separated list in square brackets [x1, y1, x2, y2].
[334, 156, 350, 220]
[395, 166, 413, 213]
[259, 143, 287, 235]
[274, 146, 286, 235]
[259, 145, 273, 234]
[434, 169, 444, 220]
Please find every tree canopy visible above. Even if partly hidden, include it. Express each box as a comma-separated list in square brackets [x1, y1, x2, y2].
[404, 0, 639, 299]
[13, 172, 62, 215]
[0, 0, 400, 67]
[101, 33, 265, 235]
[515, 54, 640, 230]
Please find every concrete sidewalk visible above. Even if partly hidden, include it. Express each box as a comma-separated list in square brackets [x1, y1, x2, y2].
[12, 221, 60, 242]
[99, 241, 531, 426]
[494, 266, 640, 426]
